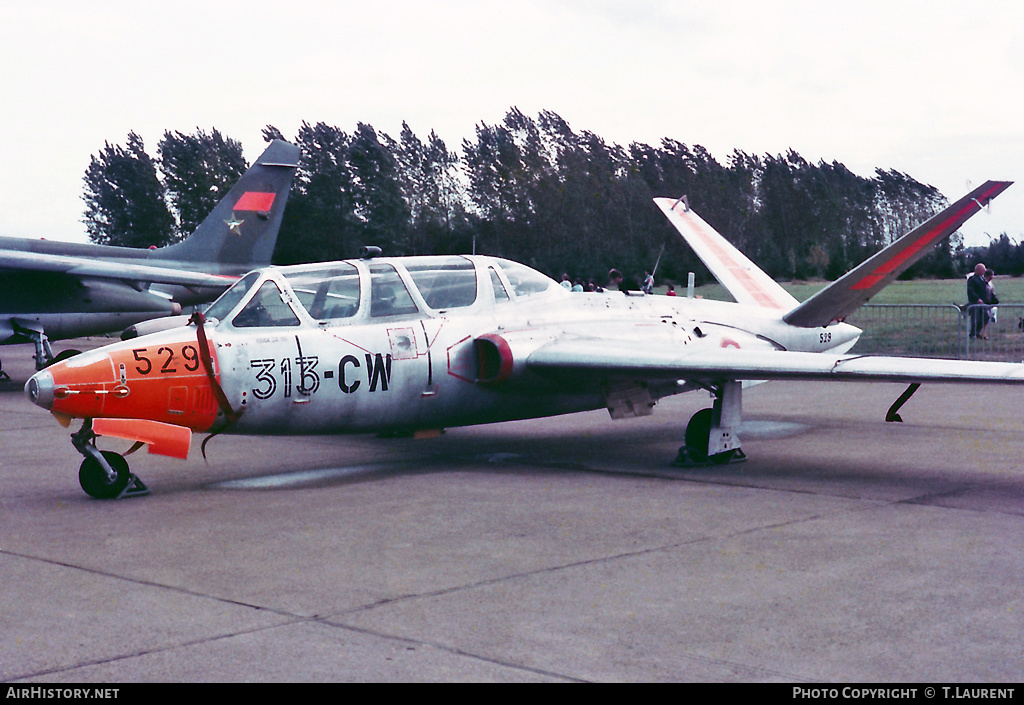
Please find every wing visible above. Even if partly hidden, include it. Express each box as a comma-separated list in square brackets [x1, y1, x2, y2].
[0, 249, 237, 289]
[654, 197, 799, 311]
[527, 338, 1024, 386]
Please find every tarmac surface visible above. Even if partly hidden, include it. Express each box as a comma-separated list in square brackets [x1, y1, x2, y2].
[1, 339, 1022, 682]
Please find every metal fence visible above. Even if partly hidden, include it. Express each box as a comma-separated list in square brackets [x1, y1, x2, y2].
[846, 304, 1024, 362]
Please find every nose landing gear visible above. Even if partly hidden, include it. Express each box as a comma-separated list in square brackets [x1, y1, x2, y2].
[71, 419, 150, 499]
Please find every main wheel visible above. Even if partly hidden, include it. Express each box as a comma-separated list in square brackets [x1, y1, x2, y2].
[79, 451, 130, 499]
[684, 408, 713, 462]
[46, 349, 81, 367]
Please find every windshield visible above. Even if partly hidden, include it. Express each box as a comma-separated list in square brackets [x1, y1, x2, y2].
[205, 271, 260, 321]
[232, 280, 301, 328]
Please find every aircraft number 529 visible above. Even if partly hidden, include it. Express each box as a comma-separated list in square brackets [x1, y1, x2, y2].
[132, 346, 201, 375]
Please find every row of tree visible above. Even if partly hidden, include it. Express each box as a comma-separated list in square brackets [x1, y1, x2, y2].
[84, 130, 247, 249]
[964, 235, 1024, 278]
[83, 110, 969, 285]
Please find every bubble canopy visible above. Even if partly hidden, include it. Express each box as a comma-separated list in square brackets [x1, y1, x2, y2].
[202, 255, 565, 327]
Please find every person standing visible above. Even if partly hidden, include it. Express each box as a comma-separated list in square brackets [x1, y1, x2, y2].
[966, 263, 989, 338]
[981, 268, 999, 338]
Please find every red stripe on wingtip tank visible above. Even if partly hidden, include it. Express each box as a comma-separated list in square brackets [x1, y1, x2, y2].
[233, 192, 276, 211]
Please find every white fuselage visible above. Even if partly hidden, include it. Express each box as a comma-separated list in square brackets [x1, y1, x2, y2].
[203, 258, 860, 436]
[24, 255, 862, 439]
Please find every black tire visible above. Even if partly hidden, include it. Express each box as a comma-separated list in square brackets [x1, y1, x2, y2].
[79, 451, 130, 499]
[684, 408, 714, 462]
[46, 349, 82, 367]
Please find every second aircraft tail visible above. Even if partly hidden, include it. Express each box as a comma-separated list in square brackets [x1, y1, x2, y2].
[155, 139, 301, 268]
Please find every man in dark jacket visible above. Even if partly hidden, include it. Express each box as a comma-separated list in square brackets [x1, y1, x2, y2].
[967, 263, 990, 338]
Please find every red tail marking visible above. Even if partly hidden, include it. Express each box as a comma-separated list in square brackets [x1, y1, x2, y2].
[233, 191, 276, 212]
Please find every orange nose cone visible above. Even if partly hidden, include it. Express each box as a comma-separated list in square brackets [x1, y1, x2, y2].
[26, 336, 221, 433]
[26, 350, 117, 418]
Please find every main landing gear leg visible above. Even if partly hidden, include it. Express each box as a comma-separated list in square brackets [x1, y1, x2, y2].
[10, 321, 82, 370]
[673, 380, 747, 467]
[25, 329, 55, 370]
[71, 419, 149, 499]
[11, 321, 55, 370]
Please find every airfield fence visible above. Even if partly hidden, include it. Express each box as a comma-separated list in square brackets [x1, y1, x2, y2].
[846, 303, 1024, 362]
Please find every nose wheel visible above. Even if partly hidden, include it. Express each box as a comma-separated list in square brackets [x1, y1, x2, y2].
[71, 420, 150, 499]
[79, 451, 131, 499]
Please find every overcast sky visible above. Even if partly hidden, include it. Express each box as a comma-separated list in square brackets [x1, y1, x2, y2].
[1, 0, 1021, 251]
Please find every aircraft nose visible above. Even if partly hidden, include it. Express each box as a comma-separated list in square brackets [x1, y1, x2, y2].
[25, 369, 55, 410]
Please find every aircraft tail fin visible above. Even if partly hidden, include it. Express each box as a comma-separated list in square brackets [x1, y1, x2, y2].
[157, 139, 300, 267]
[654, 197, 799, 311]
[783, 180, 1012, 328]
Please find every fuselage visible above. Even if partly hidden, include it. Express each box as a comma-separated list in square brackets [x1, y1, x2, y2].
[26, 255, 861, 437]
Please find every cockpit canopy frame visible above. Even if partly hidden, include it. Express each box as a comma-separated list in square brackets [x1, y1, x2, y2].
[203, 255, 566, 329]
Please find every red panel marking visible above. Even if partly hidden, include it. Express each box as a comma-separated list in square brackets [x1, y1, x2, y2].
[325, 333, 372, 354]
[447, 335, 475, 382]
[850, 183, 1004, 291]
[387, 326, 419, 360]
[233, 191, 276, 211]
[721, 338, 741, 349]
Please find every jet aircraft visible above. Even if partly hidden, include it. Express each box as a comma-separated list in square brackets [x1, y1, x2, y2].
[23, 180, 1021, 499]
[0, 139, 300, 374]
